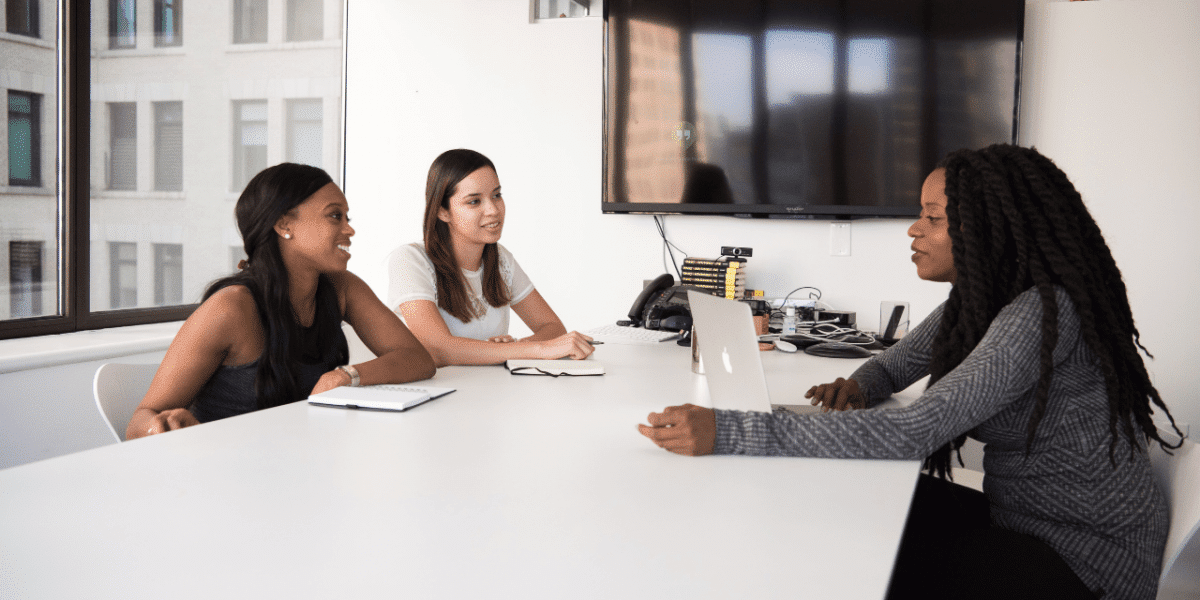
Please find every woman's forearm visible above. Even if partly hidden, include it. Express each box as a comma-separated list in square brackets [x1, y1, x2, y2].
[356, 344, 437, 384]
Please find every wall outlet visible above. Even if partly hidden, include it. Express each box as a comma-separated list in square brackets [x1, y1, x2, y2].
[830, 222, 851, 256]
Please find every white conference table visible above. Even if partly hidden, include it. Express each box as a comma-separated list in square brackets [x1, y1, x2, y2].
[0, 340, 923, 599]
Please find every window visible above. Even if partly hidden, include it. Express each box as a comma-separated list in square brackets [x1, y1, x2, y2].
[9, 241, 44, 318]
[109, 243, 138, 309]
[7, 91, 42, 187]
[110, 0, 137, 49]
[287, 0, 323, 42]
[287, 99, 322, 168]
[154, 101, 182, 191]
[153, 244, 183, 305]
[2, 1, 344, 338]
[155, 0, 182, 47]
[233, 0, 267, 44]
[6, 0, 40, 37]
[108, 102, 137, 190]
[233, 100, 267, 191]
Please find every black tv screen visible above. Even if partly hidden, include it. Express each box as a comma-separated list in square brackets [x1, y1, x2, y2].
[603, 0, 1024, 219]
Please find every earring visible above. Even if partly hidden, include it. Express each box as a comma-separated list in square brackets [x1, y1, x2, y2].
[283, 233, 292, 240]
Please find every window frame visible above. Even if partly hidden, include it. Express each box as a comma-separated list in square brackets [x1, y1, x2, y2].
[0, 0, 197, 340]
[0, 0, 348, 341]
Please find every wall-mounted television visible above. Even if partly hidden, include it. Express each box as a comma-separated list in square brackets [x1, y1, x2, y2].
[602, 0, 1024, 219]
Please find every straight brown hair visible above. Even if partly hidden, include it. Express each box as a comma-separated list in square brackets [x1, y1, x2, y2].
[422, 149, 511, 323]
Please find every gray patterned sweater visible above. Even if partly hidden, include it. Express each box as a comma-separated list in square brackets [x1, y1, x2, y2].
[714, 287, 1167, 599]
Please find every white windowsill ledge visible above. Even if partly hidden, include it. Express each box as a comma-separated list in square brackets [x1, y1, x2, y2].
[0, 321, 183, 375]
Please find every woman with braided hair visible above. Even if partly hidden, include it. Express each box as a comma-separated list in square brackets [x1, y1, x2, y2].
[638, 144, 1182, 599]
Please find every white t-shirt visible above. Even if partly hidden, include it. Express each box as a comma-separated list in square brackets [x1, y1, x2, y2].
[386, 242, 536, 341]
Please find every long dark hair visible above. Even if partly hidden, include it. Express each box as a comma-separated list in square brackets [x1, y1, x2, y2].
[204, 163, 349, 410]
[422, 149, 510, 323]
[924, 144, 1181, 479]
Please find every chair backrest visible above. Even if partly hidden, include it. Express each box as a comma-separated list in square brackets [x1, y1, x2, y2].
[1150, 429, 1200, 598]
[93, 363, 159, 442]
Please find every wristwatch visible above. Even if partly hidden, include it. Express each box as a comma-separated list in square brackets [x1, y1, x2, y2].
[337, 364, 361, 387]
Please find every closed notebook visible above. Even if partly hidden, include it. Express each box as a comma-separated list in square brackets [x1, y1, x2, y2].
[505, 359, 605, 377]
[307, 384, 456, 411]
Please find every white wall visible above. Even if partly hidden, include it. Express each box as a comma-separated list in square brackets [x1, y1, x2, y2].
[346, 0, 1200, 433]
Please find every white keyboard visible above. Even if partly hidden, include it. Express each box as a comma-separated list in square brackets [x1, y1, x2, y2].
[585, 324, 683, 344]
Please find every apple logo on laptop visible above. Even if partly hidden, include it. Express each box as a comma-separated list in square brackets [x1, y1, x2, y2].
[721, 346, 734, 373]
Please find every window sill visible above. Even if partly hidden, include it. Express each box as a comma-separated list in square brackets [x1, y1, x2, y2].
[226, 39, 341, 53]
[92, 191, 186, 201]
[0, 31, 55, 49]
[93, 46, 187, 59]
[0, 186, 54, 196]
[0, 321, 182, 375]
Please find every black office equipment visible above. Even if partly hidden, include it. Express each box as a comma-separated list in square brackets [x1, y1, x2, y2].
[603, 0, 1024, 220]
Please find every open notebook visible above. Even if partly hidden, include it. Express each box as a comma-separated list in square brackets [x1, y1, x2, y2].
[505, 359, 605, 377]
[308, 384, 456, 412]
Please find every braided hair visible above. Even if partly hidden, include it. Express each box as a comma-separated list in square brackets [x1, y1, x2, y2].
[923, 144, 1181, 479]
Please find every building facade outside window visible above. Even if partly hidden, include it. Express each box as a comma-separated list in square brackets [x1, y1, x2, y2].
[287, 98, 322, 168]
[233, 0, 267, 44]
[7, 91, 42, 187]
[108, 102, 137, 190]
[287, 0, 322, 42]
[233, 100, 268, 192]
[153, 243, 183, 305]
[6, 0, 40, 37]
[109, 0, 136, 49]
[154, 0, 182, 47]
[8, 241, 44, 318]
[109, 242, 138, 309]
[154, 101, 183, 191]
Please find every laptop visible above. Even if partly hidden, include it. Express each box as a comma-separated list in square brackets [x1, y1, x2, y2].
[687, 290, 818, 415]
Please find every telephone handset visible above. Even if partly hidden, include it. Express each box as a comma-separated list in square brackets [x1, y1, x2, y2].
[627, 273, 674, 325]
[627, 273, 699, 331]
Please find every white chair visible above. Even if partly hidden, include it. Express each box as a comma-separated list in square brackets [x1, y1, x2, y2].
[1152, 428, 1200, 599]
[93, 363, 159, 442]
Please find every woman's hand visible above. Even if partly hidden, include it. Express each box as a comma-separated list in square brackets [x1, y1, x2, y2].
[535, 331, 596, 360]
[311, 368, 353, 396]
[806, 377, 866, 412]
[132, 407, 200, 438]
[488, 335, 516, 343]
[637, 404, 716, 456]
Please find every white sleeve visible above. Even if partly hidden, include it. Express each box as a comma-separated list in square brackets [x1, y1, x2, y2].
[386, 243, 438, 312]
[498, 244, 535, 305]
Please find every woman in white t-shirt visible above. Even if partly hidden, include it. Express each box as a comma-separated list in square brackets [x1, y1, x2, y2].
[386, 149, 594, 366]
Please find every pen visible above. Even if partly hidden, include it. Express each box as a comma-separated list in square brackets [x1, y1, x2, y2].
[588, 340, 604, 345]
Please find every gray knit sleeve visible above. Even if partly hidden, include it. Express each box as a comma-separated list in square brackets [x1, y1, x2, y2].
[848, 301, 944, 407]
[713, 287, 1081, 458]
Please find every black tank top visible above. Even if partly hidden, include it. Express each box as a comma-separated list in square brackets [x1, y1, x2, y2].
[188, 317, 347, 423]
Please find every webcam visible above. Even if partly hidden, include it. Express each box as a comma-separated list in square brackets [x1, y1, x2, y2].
[720, 246, 753, 258]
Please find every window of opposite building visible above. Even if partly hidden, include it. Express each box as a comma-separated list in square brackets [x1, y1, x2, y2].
[233, 100, 268, 191]
[109, 0, 137, 49]
[154, 101, 183, 191]
[108, 102, 137, 190]
[233, 0, 267, 44]
[9, 241, 45, 318]
[6, 0, 40, 37]
[287, 99, 322, 168]
[7, 91, 42, 188]
[154, 244, 183, 306]
[155, 0, 182, 47]
[287, 0, 322, 42]
[109, 242, 138, 309]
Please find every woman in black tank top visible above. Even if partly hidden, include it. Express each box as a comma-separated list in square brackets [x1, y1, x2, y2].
[127, 163, 435, 438]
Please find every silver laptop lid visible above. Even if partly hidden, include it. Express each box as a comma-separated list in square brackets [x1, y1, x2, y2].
[687, 290, 773, 413]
